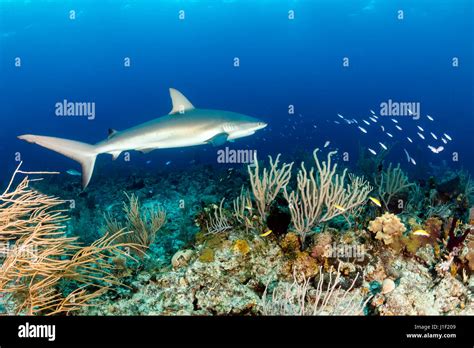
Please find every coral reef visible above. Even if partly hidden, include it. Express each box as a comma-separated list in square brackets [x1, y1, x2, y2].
[3, 146, 473, 317]
[0, 164, 138, 315]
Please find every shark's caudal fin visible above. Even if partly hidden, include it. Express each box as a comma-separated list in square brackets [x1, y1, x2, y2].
[18, 134, 98, 189]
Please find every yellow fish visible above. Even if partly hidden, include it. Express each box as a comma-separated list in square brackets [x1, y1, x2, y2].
[245, 205, 252, 210]
[334, 204, 346, 212]
[368, 197, 382, 207]
[260, 230, 273, 237]
[413, 229, 430, 237]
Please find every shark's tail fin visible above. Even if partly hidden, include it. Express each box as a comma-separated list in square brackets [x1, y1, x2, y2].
[18, 134, 98, 189]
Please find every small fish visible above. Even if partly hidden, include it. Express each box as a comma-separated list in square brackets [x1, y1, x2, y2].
[165, 161, 172, 165]
[381, 125, 385, 132]
[395, 125, 403, 131]
[334, 204, 346, 212]
[391, 118, 398, 124]
[334, 121, 340, 124]
[260, 230, 273, 237]
[324, 140, 330, 148]
[410, 157, 417, 165]
[386, 132, 393, 138]
[417, 125, 424, 132]
[373, 115, 379, 119]
[441, 138, 447, 144]
[337, 113, 344, 119]
[428, 145, 444, 154]
[313, 124, 317, 128]
[66, 169, 81, 176]
[444, 133, 452, 141]
[407, 108, 414, 115]
[407, 136, 413, 143]
[403, 149, 411, 162]
[362, 119, 370, 125]
[369, 117, 377, 123]
[430, 132, 437, 140]
[368, 197, 382, 207]
[358, 126, 367, 134]
[413, 229, 430, 237]
[426, 115, 434, 121]
[370, 109, 375, 115]
[146, 160, 152, 165]
[417, 132, 425, 140]
[368, 148, 377, 155]
[379, 142, 387, 150]
[352, 119, 358, 124]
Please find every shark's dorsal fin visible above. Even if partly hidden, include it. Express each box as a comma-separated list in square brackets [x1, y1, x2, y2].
[108, 129, 118, 139]
[169, 88, 194, 114]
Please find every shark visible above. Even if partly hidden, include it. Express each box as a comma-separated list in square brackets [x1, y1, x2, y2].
[18, 88, 268, 189]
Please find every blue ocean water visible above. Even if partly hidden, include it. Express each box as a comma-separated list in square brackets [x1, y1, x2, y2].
[0, 0, 473, 186]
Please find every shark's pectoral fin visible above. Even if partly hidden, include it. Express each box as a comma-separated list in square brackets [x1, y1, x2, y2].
[108, 129, 119, 139]
[169, 88, 195, 114]
[206, 133, 229, 147]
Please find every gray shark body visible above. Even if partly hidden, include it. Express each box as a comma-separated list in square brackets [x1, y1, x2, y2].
[19, 88, 267, 188]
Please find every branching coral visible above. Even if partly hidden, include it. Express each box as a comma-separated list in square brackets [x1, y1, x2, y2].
[0, 163, 138, 315]
[283, 149, 372, 245]
[247, 154, 293, 222]
[205, 198, 231, 235]
[261, 263, 370, 315]
[374, 163, 414, 210]
[105, 193, 166, 255]
[368, 212, 406, 246]
[232, 187, 255, 232]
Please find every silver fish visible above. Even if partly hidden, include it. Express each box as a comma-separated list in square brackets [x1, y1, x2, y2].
[358, 126, 367, 134]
